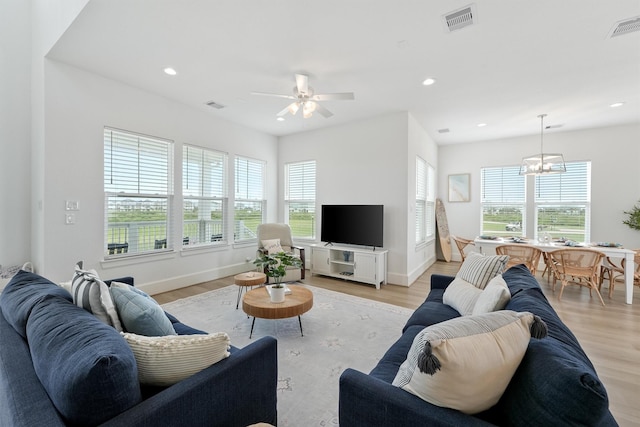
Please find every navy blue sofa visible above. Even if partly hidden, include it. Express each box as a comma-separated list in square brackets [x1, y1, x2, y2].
[0, 270, 278, 427]
[339, 264, 617, 426]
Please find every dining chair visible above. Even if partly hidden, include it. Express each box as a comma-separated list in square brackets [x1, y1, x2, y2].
[549, 248, 605, 305]
[602, 249, 640, 298]
[495, 244, 542, 275]
[452, 236, 475, 263]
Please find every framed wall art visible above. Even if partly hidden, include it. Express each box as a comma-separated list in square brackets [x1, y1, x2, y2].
[448, 173, 470, 202]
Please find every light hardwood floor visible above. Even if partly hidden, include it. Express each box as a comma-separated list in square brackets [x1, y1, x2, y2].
[154, 261, 640, 426]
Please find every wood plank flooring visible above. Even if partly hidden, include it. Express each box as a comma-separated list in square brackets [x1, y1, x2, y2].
[154, 261, 640, 426]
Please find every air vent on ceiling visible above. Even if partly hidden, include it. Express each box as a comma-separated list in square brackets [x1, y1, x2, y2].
[608, 16, 640, 38]
[205, 101, 225, 109]
[438, 128, 450, 134]
[545, 124, 563, 130]
[443, 4, 476, 32]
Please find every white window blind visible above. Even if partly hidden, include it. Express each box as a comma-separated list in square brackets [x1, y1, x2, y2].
[535, 161, 591, 242]
[426, 163, 436, 238]
[234, 156, 265, 241]
[285, 160, 316, 239]
[480, 166, 525, 236]
[183, 145, 227, 246]
[104, 128, 174, 256]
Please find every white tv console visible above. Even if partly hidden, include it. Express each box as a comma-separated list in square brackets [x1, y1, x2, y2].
[310, 244, 388, 289]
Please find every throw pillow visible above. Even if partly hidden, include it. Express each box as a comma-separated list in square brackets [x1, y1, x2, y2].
[110, 284, 176, 336]
[472, 274, 511, 315]
[27, 294, 141, 425]
[392, 310, 547, 414]
[71, 261, 122, 331]
[262, 238, 284, 254]
[122, 332, 231, 386]
[442, 277, 483, 316]
[456, 252, 509, 289]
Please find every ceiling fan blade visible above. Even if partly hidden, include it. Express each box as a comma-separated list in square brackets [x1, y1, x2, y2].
[277, 102, 299, 117]
[311, 92, 355, 101]
[315, 103, 334, 118]
[251, 91, 296, 100]
[295, 74, 309, 95]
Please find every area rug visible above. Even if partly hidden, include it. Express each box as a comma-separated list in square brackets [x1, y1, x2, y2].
[162, 284, 413, 426]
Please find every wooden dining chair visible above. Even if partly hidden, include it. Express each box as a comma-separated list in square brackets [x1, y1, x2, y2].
[602, 249, 640, 298]
[549, 248, 605, 305]
[495, 244, 542, 275]
[452, 236, 475, 263]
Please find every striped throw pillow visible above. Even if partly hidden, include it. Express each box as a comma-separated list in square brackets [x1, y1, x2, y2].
[71, 261, 122, 331]
[456, 252, 509, 289]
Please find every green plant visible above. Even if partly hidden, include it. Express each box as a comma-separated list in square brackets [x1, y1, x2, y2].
[623, 201, 640, 231]
[253, 251, 303, 287]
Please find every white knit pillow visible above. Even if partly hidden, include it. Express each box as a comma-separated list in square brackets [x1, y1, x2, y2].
[442, 277, 482, 316]
[122, 332, 231, 386]
[472, 274, 511, 315]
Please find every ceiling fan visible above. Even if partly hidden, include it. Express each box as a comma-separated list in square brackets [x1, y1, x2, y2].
[251, 74, 355, 119]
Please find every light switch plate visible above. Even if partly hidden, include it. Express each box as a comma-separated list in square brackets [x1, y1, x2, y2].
[65, 200, 79, 211]
[65, 213, 76, 225]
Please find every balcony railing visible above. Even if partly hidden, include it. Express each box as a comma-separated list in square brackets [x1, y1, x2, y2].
[107, 219, 256, 255]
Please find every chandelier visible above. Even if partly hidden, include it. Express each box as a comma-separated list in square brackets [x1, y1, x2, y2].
[519, 114, 566, 175]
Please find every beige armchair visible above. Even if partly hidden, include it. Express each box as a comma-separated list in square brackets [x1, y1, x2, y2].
[257, 223, 306, 283]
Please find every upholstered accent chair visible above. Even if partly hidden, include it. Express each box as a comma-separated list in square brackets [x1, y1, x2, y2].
[257, 223, 306, 283]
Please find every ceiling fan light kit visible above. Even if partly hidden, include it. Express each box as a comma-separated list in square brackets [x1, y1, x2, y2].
[519, 114, 566, 175]
[252, 73, 354, 119]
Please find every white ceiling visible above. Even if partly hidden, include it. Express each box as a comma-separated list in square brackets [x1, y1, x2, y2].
[48, 0, 640, 144]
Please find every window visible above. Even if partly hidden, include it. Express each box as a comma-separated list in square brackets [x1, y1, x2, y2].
[104, 128, 173, 256]
[416, 157, 435, 245]
[183, 145, 227, 247]
[535, 161, 591, 242]
[234, 156, 265, 242]
[285, 160, 316, 239]
[481, 166, 526, 236]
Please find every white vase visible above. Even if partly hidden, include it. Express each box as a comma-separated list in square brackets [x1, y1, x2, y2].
[270, 285, 286, 303]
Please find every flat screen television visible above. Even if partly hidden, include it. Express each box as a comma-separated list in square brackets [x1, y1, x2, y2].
[321, 205, 384, 248]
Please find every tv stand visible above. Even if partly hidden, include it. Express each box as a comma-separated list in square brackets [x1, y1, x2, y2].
[310, 244, 388, 289]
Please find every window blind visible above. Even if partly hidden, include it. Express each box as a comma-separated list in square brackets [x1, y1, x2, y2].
[234, 156, 265, 241]
[285, 160, 316, 239]
[416, 157, 427, 244]
[104, 128, 173, 256]
[183, 145, 227, 246]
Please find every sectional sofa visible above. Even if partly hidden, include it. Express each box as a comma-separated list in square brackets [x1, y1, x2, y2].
[339, 264, 617, 426]
[0, 270, 278, 427]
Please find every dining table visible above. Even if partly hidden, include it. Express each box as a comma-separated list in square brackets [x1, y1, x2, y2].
[473, 237, 636, 305]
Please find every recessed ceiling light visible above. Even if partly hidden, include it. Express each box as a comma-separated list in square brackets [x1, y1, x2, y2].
[422, 78, 436, 86]
[610, 102, 625, 108]
[163, 67, 177, 76]
[277, 117, 285, 122]
[477, 123, 487, 127]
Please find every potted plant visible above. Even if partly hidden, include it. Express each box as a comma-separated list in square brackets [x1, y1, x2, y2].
[623, 201, 640, 231]
[253, 251, 303, 303]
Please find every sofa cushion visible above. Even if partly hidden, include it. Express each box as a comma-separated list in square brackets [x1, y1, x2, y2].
[369, 324, 425, 383]
[123, 332, 231, 386]
[392, 310, 547, 414]
[472, 274, 511, 315]
[402, 289, 460, 332]
[71, 262, 122, 330]
[456, 252, 509, 289]
[26, 294, 141, 426]
[110, 283, 176, 336]
[0, 270, 72, 338]
[442, 277, 483, 315]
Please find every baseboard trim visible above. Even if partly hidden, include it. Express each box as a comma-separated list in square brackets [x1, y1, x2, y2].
[138, 263, 253, 295]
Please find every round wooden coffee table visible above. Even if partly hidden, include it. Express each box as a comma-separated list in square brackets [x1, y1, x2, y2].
[233, 272, 267, 309]
[242, 286, 313, 338]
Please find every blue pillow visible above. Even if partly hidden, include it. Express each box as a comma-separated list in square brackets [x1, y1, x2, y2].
[0, 270, 71, 338]
[110, 284, 176, 336]
[26, 294, 141, 425]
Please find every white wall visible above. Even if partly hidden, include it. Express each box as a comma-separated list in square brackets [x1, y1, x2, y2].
[41, 61, 278, 290]
[279, 112, 438, 285]
[0, 0, 31, 269]
[439, 123, 640, 259]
